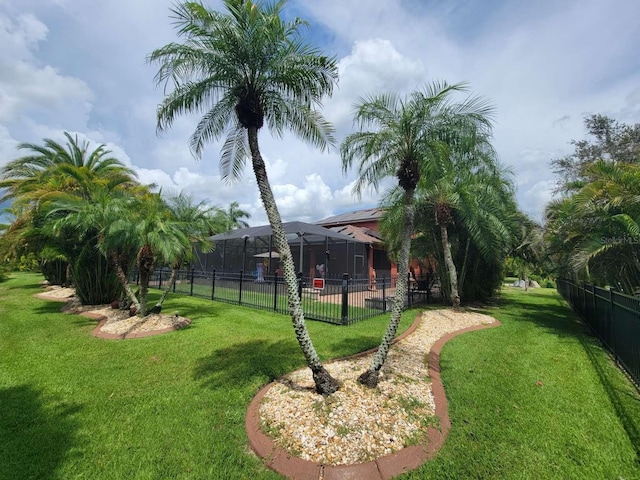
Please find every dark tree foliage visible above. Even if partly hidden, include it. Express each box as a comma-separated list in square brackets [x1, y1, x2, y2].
[552, 114, 640, 193]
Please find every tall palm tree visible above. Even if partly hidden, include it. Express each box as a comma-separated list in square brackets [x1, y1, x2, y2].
[420, 131, 509, 309]
[148, 0, 339, 393]
[341, 82, 494, 387]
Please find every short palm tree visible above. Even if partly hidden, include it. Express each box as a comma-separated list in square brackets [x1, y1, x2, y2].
[341, 82, 494, 387]
[0, 132, 137, 304]
[223, 201, 251, 231]
[419, 131, 508, 309]
[548, 160, 640, 292]
[151, 193, 225, 313]
[148, 0, 339, 394]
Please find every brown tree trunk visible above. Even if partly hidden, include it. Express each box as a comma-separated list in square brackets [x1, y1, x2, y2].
[137, 244, 155, 317]
[247, 126, 339, 395]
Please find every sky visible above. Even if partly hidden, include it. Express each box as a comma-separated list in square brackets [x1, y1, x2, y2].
[1, 0, 639, 226]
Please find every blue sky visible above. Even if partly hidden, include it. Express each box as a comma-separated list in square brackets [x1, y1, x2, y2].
[1, 0, 639, 226]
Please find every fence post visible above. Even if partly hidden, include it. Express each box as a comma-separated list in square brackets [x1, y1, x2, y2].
[407, 272, 412, 307]
[341, 273, 349, 325]
[158, 268, 163, 290]
[382, 275, 387, 313]
[297, 272, 303, 300]
[190, 268, 195, 296]
[273, 275, 279, 312]
[173, 271, 177, 293]
[609, 288, 616, 362]
[239, 270, 244, 304]
[211, 269, 216, 301]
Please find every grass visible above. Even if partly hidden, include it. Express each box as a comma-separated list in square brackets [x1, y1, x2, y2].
[403, 287, 640, 479]
[0, 272, 415, 480]
[1, 275, 639, 479]
[176, 280, 383, 323]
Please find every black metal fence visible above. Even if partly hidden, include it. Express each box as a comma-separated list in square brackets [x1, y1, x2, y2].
[557, 279, 640, 388]
[140, 268, 440, 325]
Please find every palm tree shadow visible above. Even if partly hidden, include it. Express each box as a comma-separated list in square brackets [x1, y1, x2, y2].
[491, 293, 591, 338]
[193, 339, 304, 390]
[0, 384, 82, 480]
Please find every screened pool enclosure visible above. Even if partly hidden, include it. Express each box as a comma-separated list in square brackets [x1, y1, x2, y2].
[197, 221, 371, 280]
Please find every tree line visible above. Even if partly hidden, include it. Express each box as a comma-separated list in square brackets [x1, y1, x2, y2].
[545, 114, 640, 294]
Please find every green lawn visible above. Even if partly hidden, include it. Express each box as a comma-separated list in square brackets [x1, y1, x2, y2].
[0, 273, 414, 480]
[1, 274, 639, 479]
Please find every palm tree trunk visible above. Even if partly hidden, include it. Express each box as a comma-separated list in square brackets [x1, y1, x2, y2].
[152, 262, 181, 313]
[441, 224, 461, 310]
[137, 245, 155, 317]
[110, 251, 141, 313]
[458, 237, 470, 296]
[247, 126, 339, 395]
[358, 192, 415, 388]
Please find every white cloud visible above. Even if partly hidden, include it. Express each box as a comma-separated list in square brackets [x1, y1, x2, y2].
[1, 0, 640, 229]
[0, 13, 93, 124]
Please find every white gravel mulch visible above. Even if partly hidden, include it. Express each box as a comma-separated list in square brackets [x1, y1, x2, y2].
[259, 309, 497, 466]
[40, 285, 189, 335]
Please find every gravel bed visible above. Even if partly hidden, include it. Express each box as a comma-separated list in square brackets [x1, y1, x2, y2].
[259, 309, 497, 465]
[41, 286, 189, 335]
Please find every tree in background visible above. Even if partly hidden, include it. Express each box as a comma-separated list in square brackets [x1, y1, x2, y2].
[546, 115, 640, 294]
[341, 82, 494, 387]
[552, 114, 640, 193]
[149, 0, 340, 394]
[223, 201, 251, 230]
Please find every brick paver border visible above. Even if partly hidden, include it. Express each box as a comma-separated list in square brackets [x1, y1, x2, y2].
[245, 313, 501, 480]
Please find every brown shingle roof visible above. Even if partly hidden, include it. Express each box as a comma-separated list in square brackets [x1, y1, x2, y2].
[316, 208, 384, 226]
[329, 225, 384, 245]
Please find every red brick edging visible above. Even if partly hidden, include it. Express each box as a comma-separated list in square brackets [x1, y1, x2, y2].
[34, 291, 191, 339]
[245, 314, 501, 480]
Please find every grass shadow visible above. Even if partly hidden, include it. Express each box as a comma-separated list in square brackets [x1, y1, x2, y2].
[0, 385, 82, 480]
[492, 291, 591, 339]
[581, 334, 640, 466]
[193, 339, 304, 390]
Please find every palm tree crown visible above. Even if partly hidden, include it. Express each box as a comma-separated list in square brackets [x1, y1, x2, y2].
[149, 0, 337, 176]
[0, 132, 136, 203]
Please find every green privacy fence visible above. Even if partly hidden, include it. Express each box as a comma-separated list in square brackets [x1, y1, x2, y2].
[557, 279, 640, 388]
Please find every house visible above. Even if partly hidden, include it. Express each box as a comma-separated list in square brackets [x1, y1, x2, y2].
[316, 208, 391, 287]
[316, 208, 432, 289]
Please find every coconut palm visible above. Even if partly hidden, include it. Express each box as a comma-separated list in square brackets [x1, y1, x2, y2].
[148, 0, 339, 393]
[341, 82, 494, 387]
